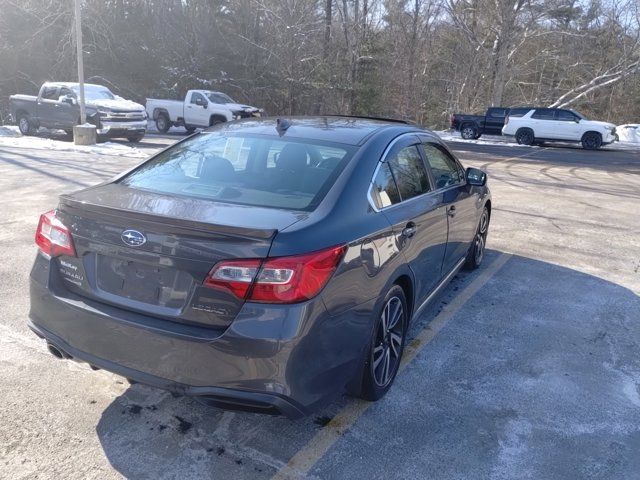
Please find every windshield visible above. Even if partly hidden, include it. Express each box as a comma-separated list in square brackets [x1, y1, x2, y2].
[72, 85, 115, 101]
[119, 133, 355, 211]
[570, 110, 586, 120]
[207, 92, 234, 104]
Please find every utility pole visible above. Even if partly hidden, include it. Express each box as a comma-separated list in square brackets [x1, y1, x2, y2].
[73, 0, 96, 144]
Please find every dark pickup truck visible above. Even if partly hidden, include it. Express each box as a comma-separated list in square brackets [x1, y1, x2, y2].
[450, 107, 531, 139]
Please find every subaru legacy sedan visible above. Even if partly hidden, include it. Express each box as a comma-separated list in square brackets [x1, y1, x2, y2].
[29, 116, 491, 418]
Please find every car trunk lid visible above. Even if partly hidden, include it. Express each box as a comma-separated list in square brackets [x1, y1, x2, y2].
[54, 184, 307, 328]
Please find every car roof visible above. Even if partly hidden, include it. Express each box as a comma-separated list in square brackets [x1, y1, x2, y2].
[205, 116, 425, 146]
[44, 82, 107, 89]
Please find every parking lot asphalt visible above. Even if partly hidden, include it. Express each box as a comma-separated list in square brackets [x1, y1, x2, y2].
[0, 133, 638, 479]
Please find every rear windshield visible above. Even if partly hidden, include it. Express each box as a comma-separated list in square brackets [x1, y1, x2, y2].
[119, 133, 355, 211]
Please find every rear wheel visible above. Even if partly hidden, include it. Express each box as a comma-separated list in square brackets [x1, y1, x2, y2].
[359, 285, 408, 401]
[461, 124, 478, 140]
[18, 114, 36, 136]
[465, 206, 489, 270]
[581, 132, 602, 150]
[515, 128, 535, 146]
[155, 113, 170, 133]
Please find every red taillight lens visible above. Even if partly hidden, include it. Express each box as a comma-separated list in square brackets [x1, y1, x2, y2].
[204, 245, 347, 304]
[35, 210, 76, 257]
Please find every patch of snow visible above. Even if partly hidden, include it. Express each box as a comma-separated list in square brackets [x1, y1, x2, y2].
[0, 125, 21, 137]
[617, 124, 639, 144]
[0, 130, 146, 158]
[434, 130, 528, 147]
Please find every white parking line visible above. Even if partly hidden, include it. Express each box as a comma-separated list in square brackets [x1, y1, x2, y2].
[271, 252, 512, 480]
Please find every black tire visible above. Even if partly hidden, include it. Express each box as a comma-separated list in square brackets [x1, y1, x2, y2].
[359, 285, 408, 401]
[581, 132, 602, 150]
[17, 114, 36, 136]
[126, 133, 144, 143]
[465, 206, 489, 270]
[460, 124, 478, 140]
[155, 113, 170, 133]
[210, 116, 226, 127]
[515, 128, 535, 146]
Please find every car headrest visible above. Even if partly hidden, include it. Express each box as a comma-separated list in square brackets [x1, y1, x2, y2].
[277, 144, 308, 172]
[200, 156, 235, 181]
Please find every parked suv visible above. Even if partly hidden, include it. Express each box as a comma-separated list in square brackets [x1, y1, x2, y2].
[502, 108, 617, 149]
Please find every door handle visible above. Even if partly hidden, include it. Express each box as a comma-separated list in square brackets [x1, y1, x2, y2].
[447, 205, 456, 217]
[401, 223, 417, 238]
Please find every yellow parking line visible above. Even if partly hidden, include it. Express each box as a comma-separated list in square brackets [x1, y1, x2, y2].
[271, 252, 512, 480]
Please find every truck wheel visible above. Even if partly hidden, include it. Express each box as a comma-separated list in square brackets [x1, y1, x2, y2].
[18, 114, 36, 136]
[515, 128, 535, 146]
[581, 132, 602, 150]
[126, 133, 145, 143]
[155, 113, 170, 133]
[461, 124, 478, 140]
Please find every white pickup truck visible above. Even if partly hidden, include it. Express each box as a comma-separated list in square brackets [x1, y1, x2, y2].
[146, 90, 263, 133]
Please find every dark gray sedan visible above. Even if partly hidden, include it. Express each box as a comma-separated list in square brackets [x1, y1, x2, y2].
[29, 116, 491, 418]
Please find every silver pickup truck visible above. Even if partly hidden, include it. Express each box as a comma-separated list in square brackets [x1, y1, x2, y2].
[10, 82, 148, 142]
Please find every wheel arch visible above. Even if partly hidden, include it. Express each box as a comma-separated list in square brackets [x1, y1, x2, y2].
[581, 130, 603, 140]
[209, 114, 228, 126]
[153, 108, 169, 120]
[393, 274, 414, 322]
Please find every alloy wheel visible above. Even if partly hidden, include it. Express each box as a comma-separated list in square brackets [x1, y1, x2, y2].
[19, 117, 30, 134]
[372, 296, 405, 387]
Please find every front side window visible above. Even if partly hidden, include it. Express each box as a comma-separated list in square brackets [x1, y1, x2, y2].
[422, 143, 464, 189]
[119, 133, 354, 211]
[556, 110, 577, 122]
[387, 145, 431, 201]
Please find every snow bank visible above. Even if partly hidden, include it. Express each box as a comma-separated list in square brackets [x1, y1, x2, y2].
[617, 124, 639, 144]
[433, 130, 528, 147]
[0, 129, 147, 158]
[0, 126, 21, 137]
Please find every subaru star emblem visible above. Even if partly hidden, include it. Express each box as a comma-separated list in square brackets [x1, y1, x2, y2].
[121, 229, 146, 247]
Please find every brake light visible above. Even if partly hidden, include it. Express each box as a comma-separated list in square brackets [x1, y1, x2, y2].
[35, 210, 76, 257]
[204, 245, 347, 304]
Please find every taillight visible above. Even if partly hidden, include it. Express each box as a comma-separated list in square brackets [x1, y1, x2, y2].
[35, 210, 76, 257]
[204, 245, 347, 304]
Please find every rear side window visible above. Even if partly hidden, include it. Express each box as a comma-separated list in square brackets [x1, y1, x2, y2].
[488, 108, 507, 118]
[387, 145, 431, 201]
[507, 108, 531, 118]
[370, 163, 401, 208]
[422, 143, 464, 189]
[119, 133, 354, 211]
[41, 86, 59, 100]
[532, 109, 555, 120]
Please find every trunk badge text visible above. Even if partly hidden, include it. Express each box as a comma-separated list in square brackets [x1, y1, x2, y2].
[121, 229, 146, 247]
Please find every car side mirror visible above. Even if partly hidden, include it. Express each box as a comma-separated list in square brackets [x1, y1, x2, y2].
[195, 98, 208, 109]
[466, 167, 487, 186]
[62, 96, 75, 105]
[574, 118, 580, 123]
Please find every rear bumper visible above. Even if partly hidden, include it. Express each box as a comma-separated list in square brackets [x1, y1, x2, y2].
[28, 253, 371, 418]
[28, 320, 306, 418]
